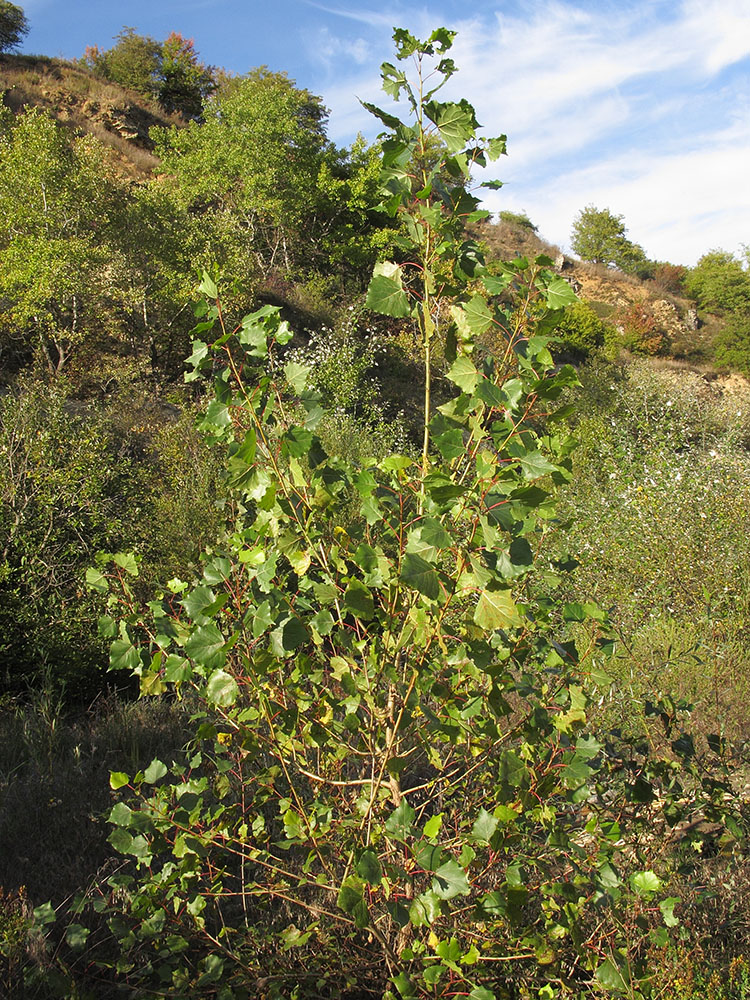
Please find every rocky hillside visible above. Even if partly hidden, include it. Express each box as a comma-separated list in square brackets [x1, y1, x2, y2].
[0, 53, 181, 177]
[481, 217, 725, 365]
[0, 52, 740, 378]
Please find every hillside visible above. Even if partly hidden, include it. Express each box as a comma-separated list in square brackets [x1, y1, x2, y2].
[0, 53, 181, 177]
[1, 50, 743, 380]
[480, 216, 731, 366]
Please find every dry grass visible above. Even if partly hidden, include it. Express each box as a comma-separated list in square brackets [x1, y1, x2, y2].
[0, 53, 182, 179]
[0, 691, 192, 905]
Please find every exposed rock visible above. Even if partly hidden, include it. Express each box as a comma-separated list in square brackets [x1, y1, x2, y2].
[686, 308, 699, 330]
[651, 298, 686, 339]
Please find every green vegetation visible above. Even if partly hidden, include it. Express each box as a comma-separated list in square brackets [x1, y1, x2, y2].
[0, 15, 749, 1000]
[553, 299, 616, 360]
[571, 204, 650, 277]
[685, 249, 750, 373]
[0, 0, 27, 53]
[498, 208, 538, 231]
[81, 26, 216, 118]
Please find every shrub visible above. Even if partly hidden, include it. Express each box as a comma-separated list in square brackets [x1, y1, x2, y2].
[0, 374, 223, 699]
[685, 250, 750, 316]
[554, 299, 615, 360]
[620, 300, 670, 355]
[714, 311, 750, 376]
[650, 261, 688, 295]
[498, 209, 537, 231]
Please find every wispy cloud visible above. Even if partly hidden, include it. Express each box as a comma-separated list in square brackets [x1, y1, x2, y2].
[313, 0, 750, 264]
[302, 2, 397, 30]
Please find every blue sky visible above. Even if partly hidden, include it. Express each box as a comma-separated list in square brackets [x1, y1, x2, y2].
[20, 0, 750, 266]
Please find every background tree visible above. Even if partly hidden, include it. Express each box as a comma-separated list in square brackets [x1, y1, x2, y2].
[0, 1, 28, 53]
[0, 108, 126, 371]
[570, 203, 650, 275]
[157, 31, 215, 118]
[685, 249, 750, 315]
[153, 68, 330, 275]
[84, 26, 161, 98]
[80, 27, 215, 118]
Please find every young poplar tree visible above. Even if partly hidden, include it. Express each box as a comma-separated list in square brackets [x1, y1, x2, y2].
[42, 27, 739, 1000]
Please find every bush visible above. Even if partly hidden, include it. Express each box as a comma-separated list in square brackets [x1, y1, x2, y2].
[0, 374, 223, 699]
[620, 300, 670, 355]
[685, 250, 750, 316]
[714, 311, 750, 376]
[554, 299, 616, 360]
[650, 261, 688, 295]
[497, 209, 537, 231]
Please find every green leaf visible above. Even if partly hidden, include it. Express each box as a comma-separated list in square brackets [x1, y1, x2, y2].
[144, 758, 167, 784]
[200, 400, 232, 430]
[366, 261, 411, 317]
[425, 100, 478, 152]
[163, 655, 192, 683]
[474, 588, 521, 629]
[432, 859, 470, 899]
[408, 890, 442, 926]
[446, 356, 479, 393]
[476, 378, 506, 409]
[659, 896, 680, 927]
[392, 971, 417, 998]
[182, 585, 217, 623]
[270, 615, 308, 656]
[543, 275, 578, 308]
[284, 361, 311, 395]
[596, 958, 627, 992]
[337, 876, 369, 927]
[630, 870, 662, 896]
[280, 925, 312, 950]
[517, 450, 559, 480]
[109, 802, 133, 827]
[463, 294, 493, 335]
[205, 669, 239, 707]
[401, 552, 440, 600]
[33, 901, 56, 926]
[423, 964, 446, 985]
[109, 638, 140, 673]
[198, 271, 218, 298]
[343, 582, 375, 621]
[65, 923, 90, 950]
[471, 808, 498, 844]
[499, 749, 527, 788]
[356, 850, 383, 885]
[419, 519, 452, 549]
[97, 615, 117, 638]
[469, 988, 496, 1000]
[85, 566, 108, 593]
[185, 625, 226, 669]
[385, 800, 415, 841]
[108, 827, 133, 854]
[109, 771, 129, 790]
[423, 813, 443, 839]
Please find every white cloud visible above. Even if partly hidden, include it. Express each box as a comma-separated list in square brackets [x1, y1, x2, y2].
[314, 0, 750, 264]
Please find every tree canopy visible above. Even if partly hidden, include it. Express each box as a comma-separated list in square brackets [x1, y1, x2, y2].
[570, 204, 649, 275]
[0, 1, 28, 53]
[685, 249, 750, 315]
[81, 26, 215, 119]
